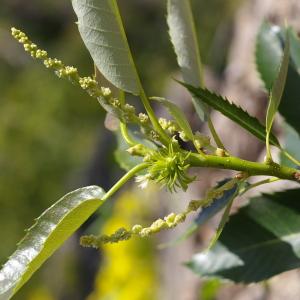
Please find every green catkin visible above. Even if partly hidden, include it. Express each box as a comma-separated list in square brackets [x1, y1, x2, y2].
[12, 28, 216, 155]
[10, 28, 158, 138]
[80, 178, 239, 247]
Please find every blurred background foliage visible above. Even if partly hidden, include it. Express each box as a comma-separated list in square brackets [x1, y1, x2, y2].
[0, 0, 241, 299]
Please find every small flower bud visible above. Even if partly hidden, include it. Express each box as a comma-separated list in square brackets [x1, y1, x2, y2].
[23, 44, 31, 52]
[124, 103, 136, 114]
[132, 224, 143, 234]
[35, 49, 48, 59]
[19, 37, 28, 43]
[101, 87, 112, 97]
[140, 228, 152, 237]
[188, 200, 201, 212]
[56, 69, 66, 78]
[43, 58, 63, 69]
[113, 99, 121, 107]
[159, 118, 168, 130]
[65, 66, 77, 75]
[139, 113, 149, 124]
[174, 213, 186, 224]
[11, 27, 19, 36]
[150, 130, 159, 140]
[79, 77, 97, 90]
[215, 148, 226, 157]
[165, 213, 176, 227]
[150, 219, 167, 233]
[127, 144, 145, 156]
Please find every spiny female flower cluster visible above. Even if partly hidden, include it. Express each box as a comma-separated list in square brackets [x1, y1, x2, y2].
[80, 178, 239, 247]
[10, 28, 159, 138]
[142, 141, 195, 192]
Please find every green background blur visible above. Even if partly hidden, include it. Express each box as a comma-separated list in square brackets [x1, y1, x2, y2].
[0, 1, 240, 299]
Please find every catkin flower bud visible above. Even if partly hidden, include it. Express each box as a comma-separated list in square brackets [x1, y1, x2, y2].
[159, 118, 168, 130]
[215, 148, 226, 157]
[101, 87, 112, 97]
[187, 200, 202, 212]
[132, 224, 143, 234]
[150, 219, 167, 233]
[165, 213, 176, 226]
[174, 213, 186, 224]
[127, 144, 145, 156]
[139, 113, 149, 124]
[140, 228, 152, 237]
[36, 49, 48, 59]
[124, 103, 136, 114]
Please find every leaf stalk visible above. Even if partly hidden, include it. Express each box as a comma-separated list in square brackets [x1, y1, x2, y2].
[102, 163, 149, 201]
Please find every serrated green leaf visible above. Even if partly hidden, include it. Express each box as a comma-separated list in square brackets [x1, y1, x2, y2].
[266, 36, 290, 134]
[72, 0, 140, 94]
[256, 22, 282, 91]
[0, 186, 105, 299]
[186, 188, 300, 283]
[167, 0, 206, 120]
[255, 22, 300, 136]
[182, 83, 280, 146]
[151, 97, 194, 141]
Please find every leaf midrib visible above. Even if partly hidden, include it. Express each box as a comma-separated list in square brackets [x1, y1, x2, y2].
[233, 231, 300, 254]
[202, 93, 266, 140]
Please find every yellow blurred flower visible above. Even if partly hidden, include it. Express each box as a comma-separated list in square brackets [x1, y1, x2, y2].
[87, 190, 158, 300]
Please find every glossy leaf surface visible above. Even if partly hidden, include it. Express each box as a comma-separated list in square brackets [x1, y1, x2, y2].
[0, 186, 105, 299]
[187, 189, 300, 283]
[72, 0, 140, 94]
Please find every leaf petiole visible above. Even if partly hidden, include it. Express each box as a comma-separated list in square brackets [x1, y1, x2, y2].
[240, 177, 280, 196]
[281, 149, 300, 167]
[119, 91, 137, 146]
[102, 162, 149, 201]
[139, 89, 171, 145]
[207, 117, 226, 150]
